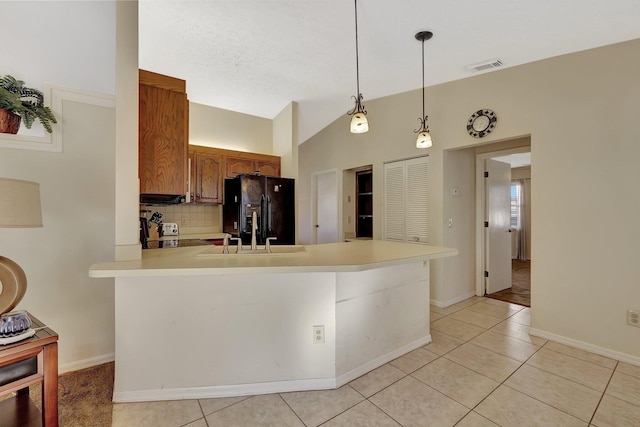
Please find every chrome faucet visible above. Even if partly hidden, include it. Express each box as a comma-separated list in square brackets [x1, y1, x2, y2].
[230, 237, 242, 253]
[266, 237, 277, 253]
[222, 233, 230, 254]
[251, 210, 258, 250]
[222, 233, 243, 253]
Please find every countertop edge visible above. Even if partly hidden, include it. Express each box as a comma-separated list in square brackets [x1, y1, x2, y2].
[89, 241, 458, 278]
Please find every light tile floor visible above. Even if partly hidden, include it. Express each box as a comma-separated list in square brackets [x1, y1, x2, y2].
[112, 297, 640, 427]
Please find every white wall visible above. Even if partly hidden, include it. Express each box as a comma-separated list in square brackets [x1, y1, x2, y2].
[299, 39, 640, 361]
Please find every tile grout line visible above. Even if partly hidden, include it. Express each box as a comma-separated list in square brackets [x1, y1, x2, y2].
[195, 399, 209, 427]
[276, 393, 311, 427]
[588, 360, 618, 426]
[525, 342, 616, 393]
[430, 299, 596, 424]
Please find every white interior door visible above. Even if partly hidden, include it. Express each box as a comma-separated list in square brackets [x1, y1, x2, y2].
[314, 171, 338, 244]
[485, 159, 512, 294]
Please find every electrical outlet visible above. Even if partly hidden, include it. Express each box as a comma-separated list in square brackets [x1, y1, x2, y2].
[627, 309, 640, 327]
[181, 217, 188, 226]
[313, 325, 325, 344]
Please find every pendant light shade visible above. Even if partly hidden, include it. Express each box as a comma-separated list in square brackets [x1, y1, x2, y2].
[416, 131, 432, 148]
[347, 0, 368, 133]
[414, 31, 433, 148]
[350, 109, 369, 133]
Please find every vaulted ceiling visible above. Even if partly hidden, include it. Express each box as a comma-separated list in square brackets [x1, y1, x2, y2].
[139, 0, 640, 144]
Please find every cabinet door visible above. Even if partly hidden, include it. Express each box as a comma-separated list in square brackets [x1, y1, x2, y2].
[383, 162, 406, 241]
[405, 157, 429, 243]
[255, 160, 280, 177]
[139, 83, 188, 195]
[383, 156, 429, 244]
[194, 152, 223, 203]
[226, 157, 255, 177]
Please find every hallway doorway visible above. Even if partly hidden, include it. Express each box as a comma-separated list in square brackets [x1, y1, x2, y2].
[477, 148, 531, 307]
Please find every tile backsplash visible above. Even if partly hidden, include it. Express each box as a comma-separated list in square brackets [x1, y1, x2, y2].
[139, 204, 221, 233]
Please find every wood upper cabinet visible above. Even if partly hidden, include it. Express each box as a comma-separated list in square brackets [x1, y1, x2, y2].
[139, 70, 189, 196]
[191, 150, 223, 204]
[255, 159, 280, 177]
[189, 145, 281, 204]
[225, 154, 281, 178]
[226, 157, 255, 177]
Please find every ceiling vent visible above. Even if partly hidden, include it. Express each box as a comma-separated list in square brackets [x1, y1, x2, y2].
[467, 59, 503, 72]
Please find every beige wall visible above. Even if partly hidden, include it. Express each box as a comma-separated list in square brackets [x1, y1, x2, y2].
[0, 101, 116, 371]
[273, 102, 299, 180]
[300, 39, 640, 361]
[189, 102, 273, 154]
[0, 1, 118, 372]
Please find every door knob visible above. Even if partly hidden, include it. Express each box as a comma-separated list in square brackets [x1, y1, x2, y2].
[315, 224, 319, 228]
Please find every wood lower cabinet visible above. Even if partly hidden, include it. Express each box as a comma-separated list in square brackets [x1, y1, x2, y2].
[189, 146, 281, 204]
[139, 70, 188, 196]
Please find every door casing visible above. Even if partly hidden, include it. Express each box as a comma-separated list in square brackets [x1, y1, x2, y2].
[475, 147, 530, 296]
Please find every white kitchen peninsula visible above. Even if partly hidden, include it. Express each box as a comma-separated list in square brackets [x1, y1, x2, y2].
[89, 240, 456, 402]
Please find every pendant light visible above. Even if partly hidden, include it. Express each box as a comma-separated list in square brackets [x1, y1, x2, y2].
[414, 31, 433, 148]
[347, 0, 368, 133]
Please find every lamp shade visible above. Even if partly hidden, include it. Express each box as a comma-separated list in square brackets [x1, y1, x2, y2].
[0, 178, 43, 228]
[350, 112, 369, 134]
[416, 131, 433, 149]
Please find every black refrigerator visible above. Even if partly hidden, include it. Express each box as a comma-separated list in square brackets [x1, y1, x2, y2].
[223, 174, 295, 245]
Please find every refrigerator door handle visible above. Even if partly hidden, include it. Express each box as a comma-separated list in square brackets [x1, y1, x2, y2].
[260, 194, 267, 241]
[267, 195, 272, 235]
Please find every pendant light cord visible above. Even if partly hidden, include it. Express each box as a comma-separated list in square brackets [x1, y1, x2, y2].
[421, 37, 425, 120]
[354, 0, 361, 100]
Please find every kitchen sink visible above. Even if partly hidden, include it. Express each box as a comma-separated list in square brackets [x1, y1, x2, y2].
[197, 245, 307, 256]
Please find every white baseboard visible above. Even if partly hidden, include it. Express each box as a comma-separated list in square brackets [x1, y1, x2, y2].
[529, 328, 640, 367]
[59, 353, 115, 375]
[114, 378, 338, 403]
[113, 336, 432, 403]
[336, 335, 432, 387]
[431, 291, 476, 308]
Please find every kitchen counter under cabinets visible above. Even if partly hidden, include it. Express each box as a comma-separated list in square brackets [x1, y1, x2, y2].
[89, 240, 457, 403]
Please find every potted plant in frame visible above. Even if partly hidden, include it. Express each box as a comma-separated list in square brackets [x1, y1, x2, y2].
[0, 75, 57, 134]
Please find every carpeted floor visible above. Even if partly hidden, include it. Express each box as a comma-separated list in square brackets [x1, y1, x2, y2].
[486, 259, 531, 307]
[28, 362, 114, 427]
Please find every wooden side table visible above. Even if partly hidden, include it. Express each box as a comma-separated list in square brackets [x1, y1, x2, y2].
[0, 313, 58, 427]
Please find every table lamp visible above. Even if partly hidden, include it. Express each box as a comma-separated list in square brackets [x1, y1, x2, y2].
[0, 177, 43, 315]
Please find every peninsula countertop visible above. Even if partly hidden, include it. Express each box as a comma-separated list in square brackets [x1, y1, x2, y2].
[89, 240, 457, 278]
